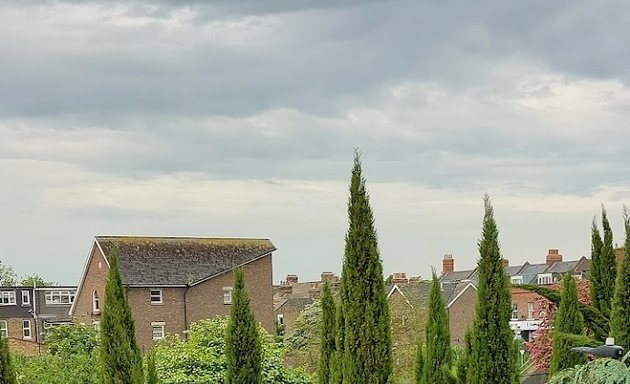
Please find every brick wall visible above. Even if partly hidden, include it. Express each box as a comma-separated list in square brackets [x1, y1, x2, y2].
[510, 287, 543, 320]
[448, 285, 477, 346]
[73, 245, 109, 326]
[1, 318, 34, 340]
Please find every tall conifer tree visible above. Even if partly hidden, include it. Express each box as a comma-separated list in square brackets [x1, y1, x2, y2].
[549, 274, 586, 376]
[589, 219, 604, 315]
[415, 342, 424, 384]
[100, 250, 144, 384]
[225, 267, 262, 384]
[319, 282, 337, 384]
[467, 195, 516, 384]
[600, 206, 617, 318]
[331, 303, 344, 384]
[421, 272, 452, 384]
[611, 210, 630, 351]
[0, 331, 17, 384]
[339, 150, 392, 384]
[145, 350, 158, 384]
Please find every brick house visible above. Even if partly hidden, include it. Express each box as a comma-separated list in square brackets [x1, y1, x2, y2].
[440, 249, 592, 343]
[69, 236, 275, 350]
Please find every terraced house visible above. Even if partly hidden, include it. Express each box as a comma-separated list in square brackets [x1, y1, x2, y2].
[69, 236, 276, 350]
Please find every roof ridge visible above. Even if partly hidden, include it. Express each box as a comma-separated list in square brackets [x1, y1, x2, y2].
[95, 235, 271, 241]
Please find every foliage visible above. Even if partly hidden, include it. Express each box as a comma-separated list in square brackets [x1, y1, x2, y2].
[421, 273, 453, 384]
[414, 342, 423, 384]
[550, 274, 587, 376]
[145, 350, 158, 384]
[153, 317, 313, 384]
[599, 206, 618, 319]
[590, 218, 604, 319]
[338, 150, 392, 383]
[548, 354, 630, 384]
[331, 302, 344, 384]
[100, 250, 144, 384]
[286, 300, 322, 350]
[20, 274, 56, 287]
[0, 332, 17, 384]
[467, 195, 516, 384]
[225, 267, 263, 384]
[45, 323, 99, 356]
[318, 282, 336, 384]
[0, 261, 17, 287]
[611, 210, 630, 352]
[13, 352, 98, 384]
[456, 330, 472, 384]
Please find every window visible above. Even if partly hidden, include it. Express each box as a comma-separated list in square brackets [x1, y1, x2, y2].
[150, 289, 163, 304]
[151, 322, 165, 340]
[537, 273, 553, 285]
[0, 291, 16, 305]
[277, 314, 284, 325]
[23, 320, 31, 339]
[223, 287, 233, 305]
[21, 290, 31, 306]
[511, 303, 518, 320]
[0, 320, 7, 338]
[510, 276, 523, 284]
[527, 302, 535, 320]
[45, 290, 75, 305]
[92, 291, 100, 313]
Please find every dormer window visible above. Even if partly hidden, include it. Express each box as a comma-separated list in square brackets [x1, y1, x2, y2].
[0, 291, 16, 305]
[537, 273, 552, 285]
[510, 276, 523, 285]
[21, 290, 31, 306]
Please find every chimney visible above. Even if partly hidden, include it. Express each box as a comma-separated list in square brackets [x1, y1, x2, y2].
[285, 274, 299, 285]
[392, 272, 408, 284]
[501, 259, 509, 268]
[614, 247, 624, 263]
[442, 254, 454, 275]
[546, 249, 562, 266]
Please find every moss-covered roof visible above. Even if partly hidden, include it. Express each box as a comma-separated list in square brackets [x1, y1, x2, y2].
[96, 236, 275, 286]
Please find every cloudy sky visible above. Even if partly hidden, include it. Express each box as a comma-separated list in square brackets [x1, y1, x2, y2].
[1, 0, 629, 285]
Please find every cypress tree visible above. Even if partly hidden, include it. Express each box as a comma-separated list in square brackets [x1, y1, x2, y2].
[319, 282, 337, 384]
[457, 329, 473, 384]
[589, 219, 603, 316]
[100, 250, 144, 384]
[145, 350, 158, 384]
[0, 331, 17, 384]
[468, 195, 516, 384]
[421, 272, 452, 384]
[339, 150, 392, 384]
[330, 302, 344, 384]
[549, 274, 586, 376]
[415, 342, 424, 384]
[600, 206, 617, 319]
[225, 267, 262, 384]
[611, 210, 630, 351]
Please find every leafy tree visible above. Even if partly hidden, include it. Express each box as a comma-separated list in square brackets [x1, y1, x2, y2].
[45, 323, 99, 356]
[611, 210, 630, 352]
[338, 150, 392, 384]
[421, 272, 452, 383]
[548, 354, 630, 384]
[319, 282, 336, 384]
[13, 352, 98, 384]
[225, 267, 262, 384]
[414, 342, 423, 384]
[549, 274, 587, 376]
[21, 274, 57, 287]
[0, 330, 17, 384]
[286, 300, 322, 350]
[456, 329, 473, 384]
[145, 350, 158, 384]
[100, 250, 144, 384]
[600, 206, 617, 319]
[590, 219, 604, 318]
[467, 195, 516, 384]
[153, 318, 312, 384]
[0, 262, 17, 287]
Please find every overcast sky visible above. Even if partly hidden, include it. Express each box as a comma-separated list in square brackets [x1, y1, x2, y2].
[1, 0, 630, 285]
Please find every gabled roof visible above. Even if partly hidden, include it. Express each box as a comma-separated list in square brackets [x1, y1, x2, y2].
[387, 281, 432, 309]
[444, 281, 477, 308]
[95, 236, 276, 286]
[440, 269, 477, 283]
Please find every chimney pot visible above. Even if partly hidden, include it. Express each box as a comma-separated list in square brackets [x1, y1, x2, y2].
[442, 254, 455, 275]
[546, 249, 562, 266]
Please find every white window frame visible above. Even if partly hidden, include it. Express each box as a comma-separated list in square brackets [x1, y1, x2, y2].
[22, 320, 32, 339]
[92, 290, 100, 314]
[44, 290, 75, 305]
[537, 273, 553, 285]
[511, 303, 518, 320]
[21, 290, 31, 306]
[527, 302, 535, 320]
[0, 291, 17, 305]
[510, 276, 523, 285]
[277, 313, 284, 325]
[150, 289, 163, 305]
[151, 322, 165, 340]
[223, 287, 233, 305]
[0, 320, 7, 338]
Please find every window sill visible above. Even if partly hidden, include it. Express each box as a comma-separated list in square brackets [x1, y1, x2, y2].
[150, 302, 164, 306]
[92, 310, 101, 315]
[23, 337, 33, 340]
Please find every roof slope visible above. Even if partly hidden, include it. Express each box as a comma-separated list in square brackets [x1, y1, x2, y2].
[96, 236, 276, 286]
